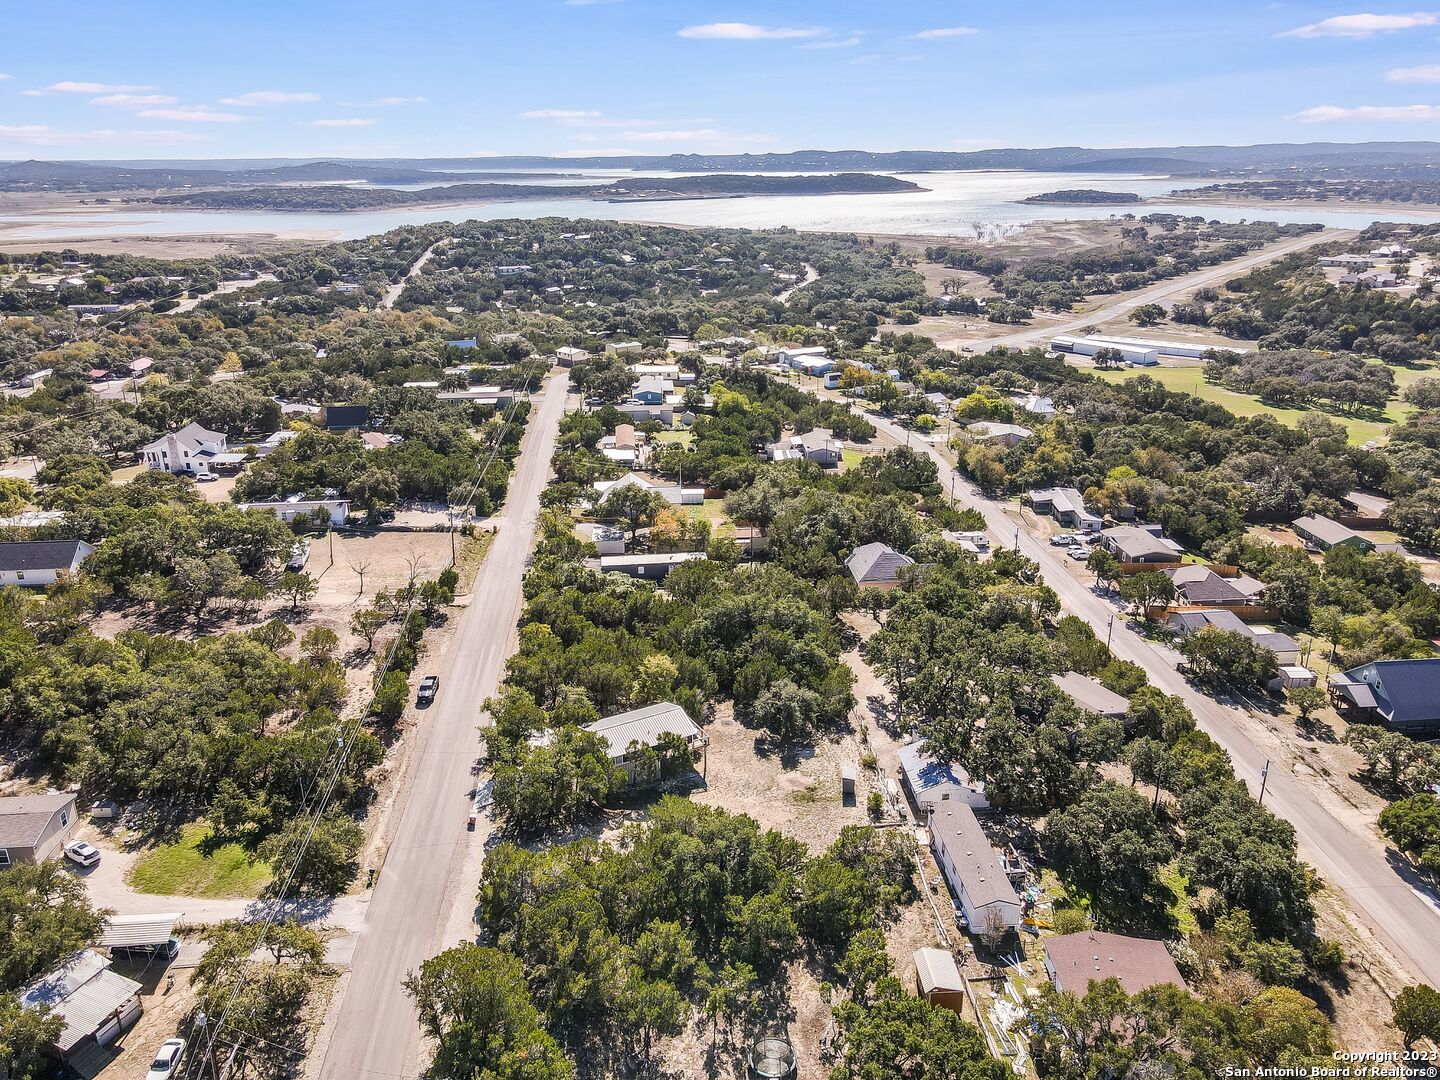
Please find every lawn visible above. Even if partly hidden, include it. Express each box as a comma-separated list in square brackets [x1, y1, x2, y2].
[129, 823, 273, 899]
[652, 430, 694, 447]
[841, 448, 866, 470]
[1091, 364, 1415, 446]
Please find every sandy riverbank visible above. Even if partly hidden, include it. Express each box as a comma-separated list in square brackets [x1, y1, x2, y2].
[1150, 192, 1440, 218]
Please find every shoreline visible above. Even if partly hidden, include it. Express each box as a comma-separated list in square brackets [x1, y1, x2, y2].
[1148, 192, 1440, 217]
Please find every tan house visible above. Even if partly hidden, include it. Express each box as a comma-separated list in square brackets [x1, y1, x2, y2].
[0, 792, 78, 866]
[1043, 931, 1185, 995]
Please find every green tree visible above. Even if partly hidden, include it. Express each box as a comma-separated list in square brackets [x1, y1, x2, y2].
[276, 571, 318, 612]
[259, 813, 363, 896]
[405, 945, 574, 1080]
[829, 977, 1004, 1080]
[1393, 984, 1440, 1048]
[596, 484, 668, 542]
[0, 998, 64, 1080]
[0, 861, 107, 991]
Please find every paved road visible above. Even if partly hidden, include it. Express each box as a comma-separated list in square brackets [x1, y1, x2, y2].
[381, 239, 447, 309]
[852, 404, 1440, 985]
[956, 228, 1349, 352]
[319, 372, 570, 1080]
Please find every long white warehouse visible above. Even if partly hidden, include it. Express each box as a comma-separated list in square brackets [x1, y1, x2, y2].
[1051, 333, 1248, 364]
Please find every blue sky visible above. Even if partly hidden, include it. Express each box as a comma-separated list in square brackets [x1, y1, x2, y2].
[3, 2, 1440, 159]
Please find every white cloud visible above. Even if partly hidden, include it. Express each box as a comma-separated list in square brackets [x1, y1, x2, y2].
[0, 124, 213, 147]
[23, 80, 157, 96]
[90, 93, 178, 107]
[677, 22, 826, 40]
[563, 0, 621, 5]
[908, 26, 980, 39]
[798, 35, 862, 49]
[218, 90, 320, 106]
[522, 108, 602, 120]
[1279, 12, 1439, 38]
[358, 96, 428, 106]
[139, 107, 249, 123]
[1290, 103, 1440, 121]
[304, 117, 377, 127]
[0, 74, 11, 81]
[1387, 64, 1440, 82]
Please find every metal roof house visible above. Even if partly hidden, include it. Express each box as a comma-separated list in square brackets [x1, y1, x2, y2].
[1165, 609, 1300, 665]
[1100, 526, 1182, 564]
[18, 950, 143, 1074]
[768, 427, 842, 466]
[583, 702, 705, 780]
[0, 540, 94, 588]
[239, 498, 350, 527]
[321, 404, 371, 432]
[0, 792, 78, 866]
[1329, 659, 1440, 735]
[592, 552, 705, 579]
[967, 422, 1033, 448]
[1293, 514, 1374, 553]
[1043, 932, 1185, 996]
[927, 803, 1022, 934]
[139, 422, 227, 476]
[846, 542, 914, 589]
[1050, 673, 1129, 719]
[896, 741, 989, 810]
[1028, 487, 1102, 533]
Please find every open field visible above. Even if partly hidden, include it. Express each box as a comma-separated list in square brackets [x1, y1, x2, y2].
[1091, 363, 1415, 445]
[128, 823, 273, 898]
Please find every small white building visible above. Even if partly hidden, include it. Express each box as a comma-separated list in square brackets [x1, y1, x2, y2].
[606, 341, 643, 355]
[140, 422, 228, 476]
[0, 540, 94, 588]
[556, 346, 589, 366]
[239, 498, 350, 527]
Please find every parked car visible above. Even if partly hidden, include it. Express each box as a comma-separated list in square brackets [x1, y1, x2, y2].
[196, 473, 218, 483]
[417, 675, 439, 706]
[114, 937, 181, 962]
[146, 1038, 186, 1080]
[63, 839, 100, 867]
[1066, 545, 1089, 560]
[1049, 533, 1076, 546]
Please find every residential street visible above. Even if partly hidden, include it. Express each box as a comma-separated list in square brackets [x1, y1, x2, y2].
[850, 403, 1440, 986]
[957, 228, 1349, 352]
[380, 239, 448, 310]
[317, 371, 570, 1080]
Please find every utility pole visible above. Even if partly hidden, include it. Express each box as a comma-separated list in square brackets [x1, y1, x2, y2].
[1105, 612, 1115, 651]
[1258, 760, 1271, 807]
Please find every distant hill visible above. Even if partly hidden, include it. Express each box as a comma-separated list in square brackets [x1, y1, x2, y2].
[9, 142, 1440, 192]
[147, 173, 924, 211]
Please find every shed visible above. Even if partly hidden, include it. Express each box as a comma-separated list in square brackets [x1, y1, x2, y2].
[914, 947, 967, 1012]
[841, 764, 857, 797]
[18, 951, 143, 1071]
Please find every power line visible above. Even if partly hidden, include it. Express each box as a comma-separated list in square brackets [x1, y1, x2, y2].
[181, 366, 543, 1080]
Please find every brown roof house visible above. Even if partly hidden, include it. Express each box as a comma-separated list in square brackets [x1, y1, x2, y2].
[0, 792, 77, 866]
[1043, 931, 1185, 996]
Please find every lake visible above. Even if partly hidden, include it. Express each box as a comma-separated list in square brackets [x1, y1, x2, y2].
[2, 170, 1435, 243]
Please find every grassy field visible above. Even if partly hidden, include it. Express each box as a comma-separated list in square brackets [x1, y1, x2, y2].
[652, 430, 694, 447]
[1091, 364, 1418, 446]
[129, 823, 273, 898]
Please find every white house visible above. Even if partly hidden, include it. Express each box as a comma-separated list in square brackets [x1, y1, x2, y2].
[605, 341, 643, 355]
[593, 472, 703, 505]
[556, 346, 589, 366]
[140, 422, 228, 476]
[238, 498, 350, 527]
[0, 540, 94, 587]
[928, 804, 1022, 933]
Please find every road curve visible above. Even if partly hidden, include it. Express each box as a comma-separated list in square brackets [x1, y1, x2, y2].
[853, 404, 1440, 986]
[319, 372, 570, 1080]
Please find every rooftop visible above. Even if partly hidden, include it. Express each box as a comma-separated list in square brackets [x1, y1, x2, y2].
[846, 542, 914, 585]
[927, 803, 1020, 911]
[0, 540, 91, 574]
[584, 702, 701, 759]
[0, 792, 75, 848]
[1044, 931, 1184, 996]
[1051, 672, 1130, 718]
